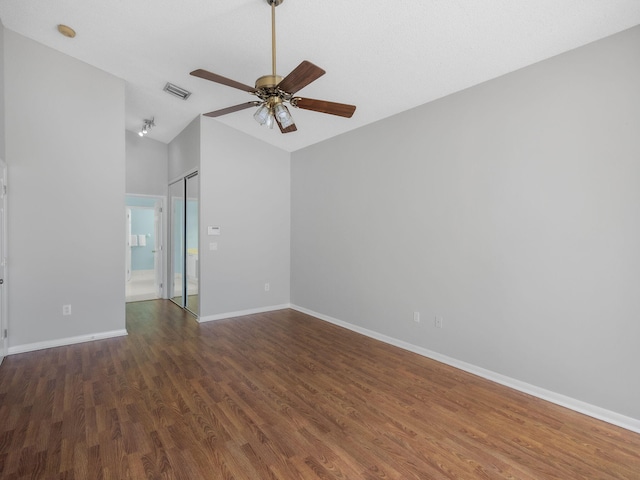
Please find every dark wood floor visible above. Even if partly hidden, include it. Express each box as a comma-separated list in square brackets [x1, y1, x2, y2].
[0, 301, 639, 479]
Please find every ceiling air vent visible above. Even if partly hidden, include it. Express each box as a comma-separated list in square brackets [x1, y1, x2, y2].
[163, 82, 192, 100]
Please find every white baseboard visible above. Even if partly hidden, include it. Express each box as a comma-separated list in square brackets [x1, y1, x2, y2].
[290, 304, 640, 435]
[198, 304, 292, 323]
[8, 329, 128, 355]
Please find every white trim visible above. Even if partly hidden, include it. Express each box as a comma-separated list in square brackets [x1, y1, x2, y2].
[125, 192, 166, 199]
[169, 168, 198, 186]
[0, 158, 8, 364]
[8, 329, 128, 355]
[198, 304, 291, 323]
[290, 304, 640, 435]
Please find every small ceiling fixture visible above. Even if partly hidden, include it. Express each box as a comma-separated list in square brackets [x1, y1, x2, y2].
[190, 0, 355, 134]
[138, 118, 155, 137]
[57, 24, 76, 38]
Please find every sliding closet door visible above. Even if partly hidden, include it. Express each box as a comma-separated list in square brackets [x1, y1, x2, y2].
[169, 180, 185, 307]
[169, 172, 199, 316]
[185, 173, 199, 315]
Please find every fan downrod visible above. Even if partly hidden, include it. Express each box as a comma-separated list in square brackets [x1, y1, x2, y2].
[266, 0, 283, 6]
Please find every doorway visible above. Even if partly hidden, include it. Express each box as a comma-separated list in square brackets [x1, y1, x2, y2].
[169, 172, 199, 316]
[125, 195, 164, 302]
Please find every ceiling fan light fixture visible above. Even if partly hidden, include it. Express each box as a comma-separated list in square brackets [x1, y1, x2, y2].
[274, 103, 294, 128]
[190, 0, 355, 134]
[254, 104, 271, 125]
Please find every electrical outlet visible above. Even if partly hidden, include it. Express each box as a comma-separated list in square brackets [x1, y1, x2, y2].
[63, 305, 72, 316]
[435, 316, 443, 328]
[413, 311, 420, 323]
[264, 283, 270, 292]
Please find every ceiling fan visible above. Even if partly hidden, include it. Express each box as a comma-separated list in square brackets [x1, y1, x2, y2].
[190, 0, 356, 134]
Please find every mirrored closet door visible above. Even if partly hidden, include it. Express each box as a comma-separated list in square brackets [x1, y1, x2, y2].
[169, 172, 199, 316]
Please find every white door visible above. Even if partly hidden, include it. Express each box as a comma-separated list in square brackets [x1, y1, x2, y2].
[154, 200, 163, 298]
[126, 208, 132, 282]
[0, 159, 8, 363]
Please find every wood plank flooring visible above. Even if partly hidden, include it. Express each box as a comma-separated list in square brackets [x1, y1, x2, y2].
[0, 300, 639, 479]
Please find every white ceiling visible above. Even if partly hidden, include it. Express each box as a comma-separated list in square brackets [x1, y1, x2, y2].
[1, 1, 639, 152]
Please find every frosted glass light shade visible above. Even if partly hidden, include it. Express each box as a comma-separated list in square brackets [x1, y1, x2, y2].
[274, 104, 294, 128]
[253, 104, 270, 125]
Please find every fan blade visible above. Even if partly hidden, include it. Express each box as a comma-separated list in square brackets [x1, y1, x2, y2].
[203, 102, 257, 118]
[293, 98, 356, 118]
[275, 117, 297, 134]
[190, 69, 256, 93]
[277, 61, 326, 94]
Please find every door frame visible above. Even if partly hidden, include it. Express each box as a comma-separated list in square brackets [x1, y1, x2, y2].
[125, 194, 166, 301]
[0, 158, 8, 363]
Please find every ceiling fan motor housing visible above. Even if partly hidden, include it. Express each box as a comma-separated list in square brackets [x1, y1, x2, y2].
[255, 75, 283, 90]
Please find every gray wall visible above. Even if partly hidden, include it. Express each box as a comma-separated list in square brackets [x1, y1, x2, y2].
[126, 130, 168, 196]
[0, 22, 5, 159]
[5, 30, 126, 348]
[168, 116, 200, 181]
[291, 26, 640, 420]
[199, 119, 290, 318]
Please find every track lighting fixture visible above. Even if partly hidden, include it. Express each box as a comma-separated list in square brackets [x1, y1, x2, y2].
[138, 118, 155, 137]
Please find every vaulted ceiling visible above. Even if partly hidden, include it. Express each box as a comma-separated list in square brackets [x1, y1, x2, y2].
[2, 1, 639, 152]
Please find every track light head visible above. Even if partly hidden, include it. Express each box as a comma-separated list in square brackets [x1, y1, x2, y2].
[139, 117, 155, 137]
